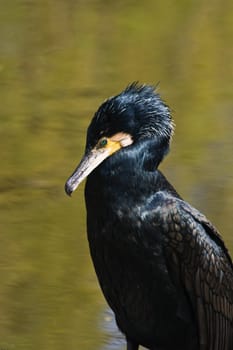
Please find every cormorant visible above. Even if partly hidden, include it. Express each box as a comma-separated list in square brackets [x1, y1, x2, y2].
[65, 83, 233, 350]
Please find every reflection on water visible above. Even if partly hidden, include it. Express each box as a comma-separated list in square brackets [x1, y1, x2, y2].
[100, 309, 125, 350]
[0, 1, 232, 349]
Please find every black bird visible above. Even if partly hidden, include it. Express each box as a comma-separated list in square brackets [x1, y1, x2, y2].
[65, 83, 233, 350]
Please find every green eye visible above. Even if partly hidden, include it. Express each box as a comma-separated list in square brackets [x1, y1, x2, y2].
[99, 138, 108, 148]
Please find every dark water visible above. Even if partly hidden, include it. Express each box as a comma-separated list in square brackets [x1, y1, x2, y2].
[0, 1, 232, 349]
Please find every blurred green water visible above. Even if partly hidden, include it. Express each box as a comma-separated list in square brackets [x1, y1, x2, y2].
[0, 1, 232, 349]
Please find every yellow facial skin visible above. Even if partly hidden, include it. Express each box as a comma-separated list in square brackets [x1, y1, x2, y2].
[96, 137, 121, 155]
[65, 132, 133, 195]
[97, 132, 133, 154]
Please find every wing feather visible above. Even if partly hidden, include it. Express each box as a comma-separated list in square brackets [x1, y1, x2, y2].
[151, 195, 233, 350]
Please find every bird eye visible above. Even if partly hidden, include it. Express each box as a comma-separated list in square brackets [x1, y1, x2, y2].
[98, 138, 108, 148]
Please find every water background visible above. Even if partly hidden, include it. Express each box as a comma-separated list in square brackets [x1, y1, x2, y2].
[0, 1, 232, 349]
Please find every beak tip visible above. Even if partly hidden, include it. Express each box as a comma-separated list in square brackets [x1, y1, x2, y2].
[64, 182, 73, 197]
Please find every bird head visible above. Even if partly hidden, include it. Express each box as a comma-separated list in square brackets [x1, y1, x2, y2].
[65, 83, 174, 196]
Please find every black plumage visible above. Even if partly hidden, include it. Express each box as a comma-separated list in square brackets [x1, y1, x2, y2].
[65, 83, 233, 350]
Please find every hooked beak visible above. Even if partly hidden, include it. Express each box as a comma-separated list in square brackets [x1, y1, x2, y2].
[65, 132, 133, 196]
[65, 147, 110, 196]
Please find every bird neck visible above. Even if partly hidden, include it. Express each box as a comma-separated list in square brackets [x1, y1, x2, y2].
[104, 138, 170, 175]
[86, 139, 170, 198]
[132, 138, 170, 171]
